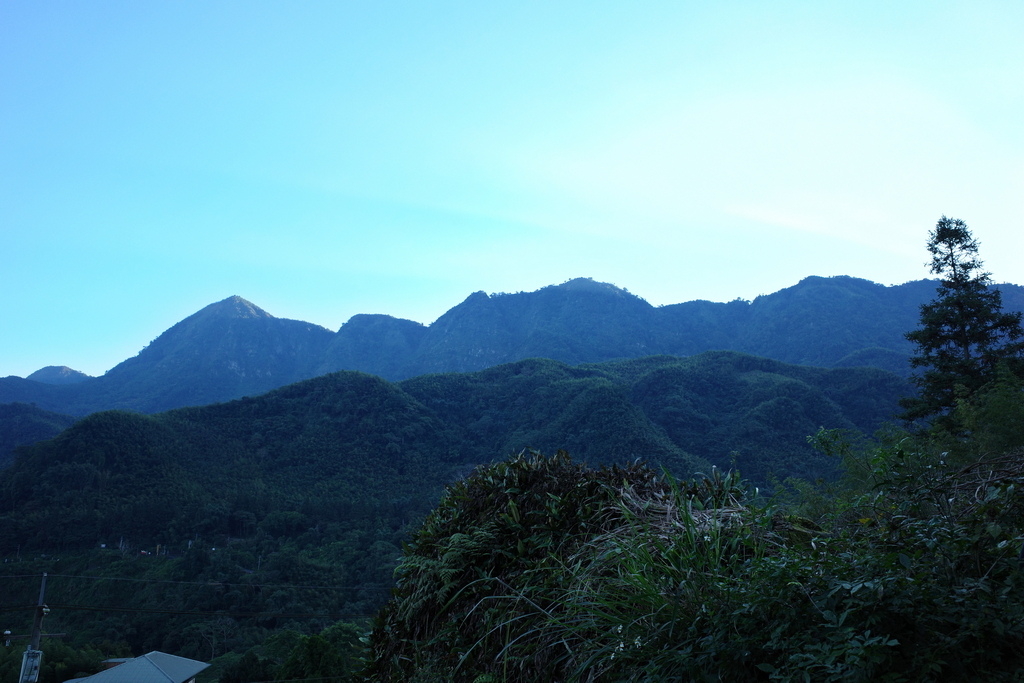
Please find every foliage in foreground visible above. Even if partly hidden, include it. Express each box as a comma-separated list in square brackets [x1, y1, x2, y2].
[366, 444, 1024, 682]
[364, 450, 672, 681]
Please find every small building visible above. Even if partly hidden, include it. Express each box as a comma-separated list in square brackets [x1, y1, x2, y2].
[76, 651, 209, 683]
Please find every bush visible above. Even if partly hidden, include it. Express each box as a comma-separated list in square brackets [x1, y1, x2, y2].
[366, 444, 1024, 681]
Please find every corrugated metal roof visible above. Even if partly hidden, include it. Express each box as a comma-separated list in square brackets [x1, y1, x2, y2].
[78, 651, 209, 683]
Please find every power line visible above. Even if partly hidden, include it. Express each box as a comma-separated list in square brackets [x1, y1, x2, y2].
[3, 572, 394, 592]
[49, 603, 377, 620]
[0, 574, 51, 580]
[1, 573, 393, 625]
[1, 602, 375, 620]
[241, 678, 354, 683]
[0, 605, 38, 613]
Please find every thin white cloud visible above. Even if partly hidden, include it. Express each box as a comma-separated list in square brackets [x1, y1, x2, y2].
[465, 74, 1018, 260]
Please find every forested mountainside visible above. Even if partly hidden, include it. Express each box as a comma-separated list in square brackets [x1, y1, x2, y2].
[0, 403, 77, 468]
[0, 351, 908, 680]
[365, 220, 1024, 681]
[0, 352, 907, 550]
[3, 275, 1015, 417]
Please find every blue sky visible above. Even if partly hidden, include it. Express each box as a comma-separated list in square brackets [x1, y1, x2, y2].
[3, 1, 1022, 378]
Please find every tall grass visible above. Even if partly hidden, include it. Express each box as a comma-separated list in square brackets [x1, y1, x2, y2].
[366, 448, 1024, 682]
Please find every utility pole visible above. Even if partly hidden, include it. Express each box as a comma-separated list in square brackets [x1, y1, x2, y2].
[18, 573, 47, 683]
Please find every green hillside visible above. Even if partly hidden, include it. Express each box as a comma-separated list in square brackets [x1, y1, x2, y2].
[361, 222, 1024, 682]
[0, 352, 909, 681]
[0, 403, 76, 468]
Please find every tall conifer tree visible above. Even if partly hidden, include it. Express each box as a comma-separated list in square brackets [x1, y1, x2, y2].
[901, 216, 1024, 423]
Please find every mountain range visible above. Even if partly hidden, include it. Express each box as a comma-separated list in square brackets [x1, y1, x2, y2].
[1, 351, 909, 551]
[0, 273, 986, 672]
[0, 348, 912, 672]
[7, 275, 1022, 421]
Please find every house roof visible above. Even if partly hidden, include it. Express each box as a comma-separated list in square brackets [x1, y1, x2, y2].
[78, 651, 209, 683]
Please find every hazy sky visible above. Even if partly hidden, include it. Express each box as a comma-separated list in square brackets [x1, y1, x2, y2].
[3, 1, 1022, 378]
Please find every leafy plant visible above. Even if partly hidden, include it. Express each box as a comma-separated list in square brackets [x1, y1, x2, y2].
[368, 435, 1024, 681]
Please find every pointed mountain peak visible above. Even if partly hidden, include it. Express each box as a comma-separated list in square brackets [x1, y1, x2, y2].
[134, 296, 275, 354]
[198, 296, 273, 320]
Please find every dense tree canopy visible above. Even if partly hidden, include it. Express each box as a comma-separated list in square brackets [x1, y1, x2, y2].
[0, 355, 910, 682]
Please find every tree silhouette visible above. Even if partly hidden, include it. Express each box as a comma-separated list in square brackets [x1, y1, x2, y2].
[901, 216, 1024, 424]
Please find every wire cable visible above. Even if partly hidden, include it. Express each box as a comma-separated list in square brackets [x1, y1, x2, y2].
[2, 572, 394, 592]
